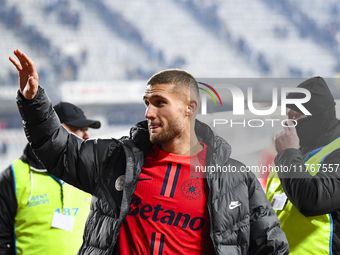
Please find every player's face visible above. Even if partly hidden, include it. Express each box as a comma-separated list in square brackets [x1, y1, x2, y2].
[143, 84, 188, 145]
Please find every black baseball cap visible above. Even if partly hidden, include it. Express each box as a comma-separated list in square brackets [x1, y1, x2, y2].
[53, 102, 101, 129]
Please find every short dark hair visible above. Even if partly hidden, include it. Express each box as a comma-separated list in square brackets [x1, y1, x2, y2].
[147, 69, 199, 99]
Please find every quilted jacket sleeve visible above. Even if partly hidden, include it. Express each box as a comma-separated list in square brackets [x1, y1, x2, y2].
[248, 173, 289, 255]
[16, 87, 119, 194]
[276, 148, 340, 217]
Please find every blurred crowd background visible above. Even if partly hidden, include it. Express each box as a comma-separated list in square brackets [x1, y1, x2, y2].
[1, 0, 340, 174]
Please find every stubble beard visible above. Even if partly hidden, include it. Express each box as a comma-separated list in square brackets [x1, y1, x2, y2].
[149, 119, 184, 145]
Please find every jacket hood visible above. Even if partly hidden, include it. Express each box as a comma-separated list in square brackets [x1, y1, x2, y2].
[129, 120, 153, 153]
[286, 76, 336, 116]
[20, 144, 46, 172]
[286, 77, 339, 148]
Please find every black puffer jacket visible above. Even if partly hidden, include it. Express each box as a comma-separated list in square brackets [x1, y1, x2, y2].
[17, 87, 289, 255]
[276, 121, 340, 254]
[275, 76, 340, 254]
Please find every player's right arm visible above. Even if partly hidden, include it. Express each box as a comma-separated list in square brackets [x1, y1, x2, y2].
[10, 49, 117, 194]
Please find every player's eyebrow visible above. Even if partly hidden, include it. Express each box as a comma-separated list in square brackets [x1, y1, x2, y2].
[143, 94, 167, 101]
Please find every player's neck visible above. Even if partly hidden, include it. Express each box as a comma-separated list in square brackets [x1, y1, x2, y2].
[160, 133, 202, 156]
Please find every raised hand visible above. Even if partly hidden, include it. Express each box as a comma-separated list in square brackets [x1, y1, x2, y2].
[9, 49, 39, 100]
[274, 119, 300, 153]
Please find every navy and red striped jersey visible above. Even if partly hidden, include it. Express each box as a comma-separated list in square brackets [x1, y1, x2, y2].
[117, 143, 214, 254]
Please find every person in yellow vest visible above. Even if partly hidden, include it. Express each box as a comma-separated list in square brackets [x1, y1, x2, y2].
[0, 102, 101, 255]
[266, 76, 340, 254]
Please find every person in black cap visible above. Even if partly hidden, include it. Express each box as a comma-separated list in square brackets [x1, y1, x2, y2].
[54, 102, 101, 140]
[0, 102, 101, 255]
[266, 76, 340, 254]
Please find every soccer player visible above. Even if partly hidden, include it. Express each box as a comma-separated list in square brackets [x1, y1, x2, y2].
[10, 49, 288, 254]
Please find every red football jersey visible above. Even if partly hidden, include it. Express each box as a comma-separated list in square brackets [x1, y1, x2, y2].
[117, 143, 214, 254]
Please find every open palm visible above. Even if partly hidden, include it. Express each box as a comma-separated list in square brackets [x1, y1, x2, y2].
[9, 49, 39, 100]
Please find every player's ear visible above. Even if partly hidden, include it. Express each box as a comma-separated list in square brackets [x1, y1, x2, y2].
[187, 100, 198, 116]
